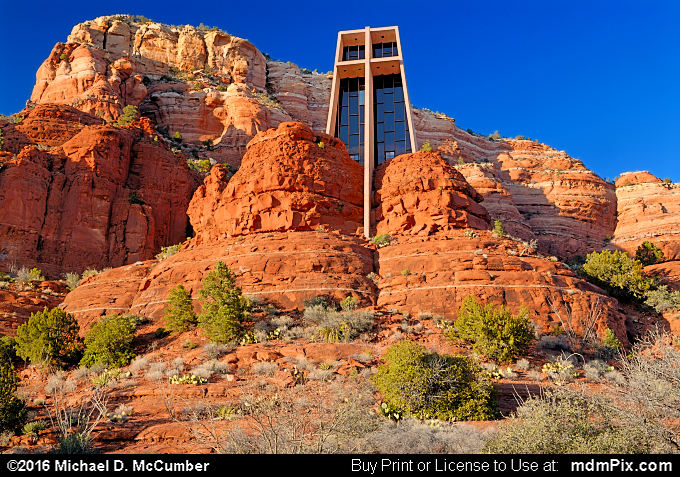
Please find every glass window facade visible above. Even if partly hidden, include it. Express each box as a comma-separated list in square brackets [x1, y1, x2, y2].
[342, 45, 365, 61]
[372, 42, 398, 58]
[335, 77, 365, 164]
[373, 74, 410, 166]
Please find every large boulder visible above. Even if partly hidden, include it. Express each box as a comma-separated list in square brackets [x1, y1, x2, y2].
[188, 122, 364, 241]
[373, 150, 490, 236]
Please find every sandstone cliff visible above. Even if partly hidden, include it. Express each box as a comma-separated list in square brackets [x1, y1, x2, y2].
[612, 171, 680, 261]
[61, 123, 628, 345]
[8, 14, 680, 281]
[0, 104, 198, 277]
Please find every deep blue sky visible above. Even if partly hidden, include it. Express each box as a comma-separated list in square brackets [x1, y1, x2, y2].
[1, 0, 678, 182]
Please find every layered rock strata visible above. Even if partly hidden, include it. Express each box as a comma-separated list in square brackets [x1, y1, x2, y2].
[62, 231, 376, 328]
[612, 172, 680, 260]
[61, 122, 629, 346]
[375, 230, 626, 342]
[0, 104, 198, 277]
[0, 281, 68, 335]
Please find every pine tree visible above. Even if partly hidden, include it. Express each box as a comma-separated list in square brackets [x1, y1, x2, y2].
[197, 262, 250, 343]
[164, 285, 197, 333]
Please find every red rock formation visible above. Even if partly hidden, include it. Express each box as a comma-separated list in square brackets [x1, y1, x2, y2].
[373, 151, 490, 235]
[265, 61, 331, 133]
[61, 231, 376, 328]
[0, 282, 68, 336]
[30, 16, 278, 168]
[645, 261, 680, 290]
[455, 163, 535, 242]
[188, 122, 364, 241]
[61, 122, 628, 346]
[615, 171, 662, 187]
[26, 16, 622, 264]
[612, 177, 680, 260]
[0, 104, 198, 277]
[375, 230, 627, 344]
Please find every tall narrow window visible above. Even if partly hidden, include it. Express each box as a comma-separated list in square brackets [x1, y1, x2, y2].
[335, 77, 365, 164]
[373, 74, 410, 166]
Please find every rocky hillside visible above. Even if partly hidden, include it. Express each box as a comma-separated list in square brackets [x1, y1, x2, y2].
[61, 122, 627, 345]
[0, 14, 675, 278]
[1, 14, 680, 456]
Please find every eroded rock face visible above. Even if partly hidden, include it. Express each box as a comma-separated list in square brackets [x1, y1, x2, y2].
[373, 151, 490, 236]
[615, 171, 662, 187]
[376, 230, 628, 344]
[265, 61, 331, 133]
[28, 16, 624, 263]
[0, 282, 68, 336]
[60, 231, 376, 327]
[612, 177, 680, 260]
[59, 121, 629, 347]
[188, 122, 364, 241]
[450, 133, 617, 259]
[29, 16, 278, 167]
[0, 104, 198, 277]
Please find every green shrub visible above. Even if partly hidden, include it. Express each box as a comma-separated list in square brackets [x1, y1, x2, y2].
[492, 220, 506, 238]
[420, 141, 433, 152]
[155, 243, 181, 260]
[635, 241, 665, 266]
[484, 389, 669, 453]
[80, 314, 136, 368]
[23, 420, 47, 436]
[644, 285, 680, 313]
[81, 268, 103, 280]
[372, 233, 392, 248]
[198, 262, 250, 343]
[188, 158, 212, 174]
[448, 296, 534, 363]
[169, 373, 207, 385]
[15, 307, 81, 368]
[114, 105, 139, 127]
[303, 305, 374, 343]
[488, 130, 501, 140]
[128, 192, 144, 205]
[340, 295, 358, 311]
[15, 267, 45, 283]
[581, 250, 654, 299]
[303, 295, 334, 309]
[63, 272, 81, 290]
[164, 285, 197, 333]
[0, 354, 27, 433]
[373, 341, 498, 421]
[601, 328, 622, 353]
[0, 336, 17, 364]
[53, 432, 94, 454]
[172, 131, 182, 142]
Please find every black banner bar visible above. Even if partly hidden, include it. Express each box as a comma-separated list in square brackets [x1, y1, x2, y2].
[0, 454, 677, 475]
